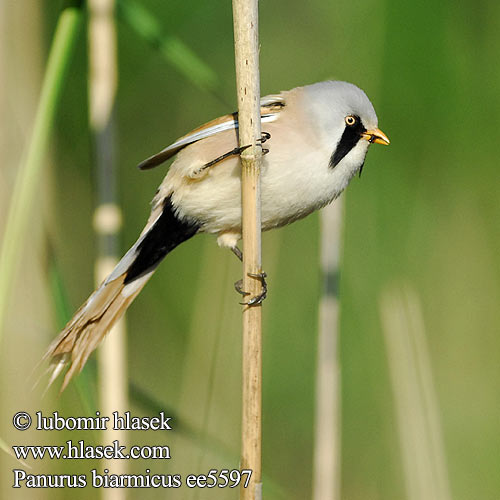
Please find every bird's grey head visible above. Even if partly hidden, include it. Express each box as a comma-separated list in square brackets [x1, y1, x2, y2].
[304, 81, 389, 171]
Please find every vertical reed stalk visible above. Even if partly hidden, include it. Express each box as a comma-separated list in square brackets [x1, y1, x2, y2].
[313, 200, 344, 500]
[88, 1, 128, 498]
[380, 284, 452, 500]
[0, 2, 48, 495]
[0, 0, 83, 348]
[232, 1, 263, 498]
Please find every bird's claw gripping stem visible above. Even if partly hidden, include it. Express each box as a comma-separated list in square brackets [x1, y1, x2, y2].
[234, 278, 248, 297]
[236, 271, 267, 306]
[259, 132, 271, 155]
[259, 131, 271, 143]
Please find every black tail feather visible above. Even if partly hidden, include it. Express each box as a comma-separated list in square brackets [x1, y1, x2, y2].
[124, 196, 199, 284]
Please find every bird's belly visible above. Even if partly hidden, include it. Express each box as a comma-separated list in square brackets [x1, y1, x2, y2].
[172, 149, 341, 234]
[260, 151, 340, 229]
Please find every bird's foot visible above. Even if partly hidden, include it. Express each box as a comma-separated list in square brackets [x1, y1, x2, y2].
[234, 278, 249, 299]
[259, 131, 271, 144]
[259, 132, 271, 155]
[238, 271, 267, 306]
[231, 245, 243, 262]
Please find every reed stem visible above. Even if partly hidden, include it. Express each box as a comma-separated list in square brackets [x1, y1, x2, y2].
[313, 200, 344, 500]
[88, 1, 128, 498]
[232, 1, 263, 498]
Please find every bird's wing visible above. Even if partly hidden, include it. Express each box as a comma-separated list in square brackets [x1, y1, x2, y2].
[137, 94, 286, 171]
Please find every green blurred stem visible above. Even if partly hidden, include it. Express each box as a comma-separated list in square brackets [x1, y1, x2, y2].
[0, 3, 83, 346]
[117, 0, 220, 94]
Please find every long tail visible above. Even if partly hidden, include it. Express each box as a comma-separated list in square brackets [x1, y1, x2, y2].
[44, 196, 199, 391]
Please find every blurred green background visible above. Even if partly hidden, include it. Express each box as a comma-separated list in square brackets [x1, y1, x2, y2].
[1, 0, 499, 499]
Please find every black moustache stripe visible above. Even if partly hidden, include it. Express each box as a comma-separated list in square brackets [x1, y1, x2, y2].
[329, 118, 366, 168]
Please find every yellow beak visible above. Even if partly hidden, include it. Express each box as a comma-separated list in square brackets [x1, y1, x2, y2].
[362, 128, 390, 146]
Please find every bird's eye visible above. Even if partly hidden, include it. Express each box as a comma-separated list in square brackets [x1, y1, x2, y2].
[345, 115, 357, 126]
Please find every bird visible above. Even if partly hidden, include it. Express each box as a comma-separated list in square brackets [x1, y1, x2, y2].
[44, 80, 389, 390]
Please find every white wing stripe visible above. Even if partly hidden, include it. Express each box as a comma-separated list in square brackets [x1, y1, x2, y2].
[165, 113, 279, 153]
